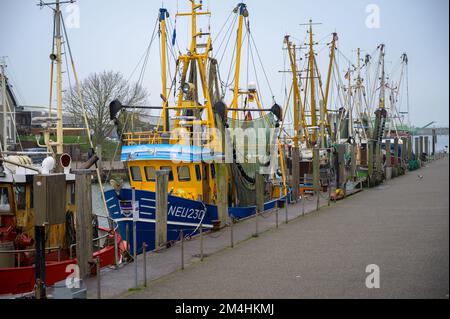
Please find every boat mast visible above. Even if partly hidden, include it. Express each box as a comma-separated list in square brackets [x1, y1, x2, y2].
[284, 36, 302, 149]
[323, 33, 337, 117]
[379, 44, 386, 111]
[175, 0, 216, 144]
[231, 3, 247, 121]
[54, 0, 64, 156]
[159, 8, 169, 132]
[308, 20, 317, 145]
[1, 60, 6, 151]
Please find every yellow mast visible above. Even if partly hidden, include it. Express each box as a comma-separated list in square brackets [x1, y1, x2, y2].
[175, 0, 217, 146]
[159, 8, 169, 132]
[231, 3, 247, 121]
[324, 33, 337, 114]
[284, 36, 301, 148]
[307, 20, 317, 145]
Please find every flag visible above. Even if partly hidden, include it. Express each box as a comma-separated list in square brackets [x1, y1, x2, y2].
[172, 28, 177, 46]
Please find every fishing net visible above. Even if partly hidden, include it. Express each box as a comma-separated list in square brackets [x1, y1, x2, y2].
[227, 113, 278, 206]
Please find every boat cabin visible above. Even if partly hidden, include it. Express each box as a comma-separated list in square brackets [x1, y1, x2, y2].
[122, 144, 221, 204]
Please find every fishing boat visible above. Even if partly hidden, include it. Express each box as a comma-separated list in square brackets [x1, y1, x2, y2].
[105, 1, 288, 253]
[0, 0, 121, 297]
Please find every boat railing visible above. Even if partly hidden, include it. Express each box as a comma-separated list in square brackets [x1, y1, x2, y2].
[0, 246, 62, 267]
[122, 131, 213, 146]
[123, 131, 162, 145]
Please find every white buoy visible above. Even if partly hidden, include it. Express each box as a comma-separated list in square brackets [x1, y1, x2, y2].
[41, 157, 55, 174]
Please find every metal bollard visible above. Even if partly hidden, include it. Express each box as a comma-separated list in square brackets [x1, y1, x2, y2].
[96, 257, 101, 299]
[143, 242, 147, 287]
[200, 223, 204, 261]
[230, 216, 234, 248]
[181, 229, 184, 270]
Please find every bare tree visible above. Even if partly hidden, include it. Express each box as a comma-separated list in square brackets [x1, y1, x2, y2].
[64, 70, 148, 147]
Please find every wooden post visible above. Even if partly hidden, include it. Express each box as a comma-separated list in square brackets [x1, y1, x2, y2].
[375, 143, 381, 177]
[393, 138, 399, 177]
[414, 137, 419, 160]
[336, 144, 345, 191]
[75, 170, 93, 279]
[216, 163, 228, 226]
[313, 147, 320, 211]
[408, 135, 413, 162]
[424, 136, 429, 161]
[401, 137, 407, 174]
[385, 139, 392, 180]
[419, 136, 424, 164]
[155, 170, 169, 248]
[255, 173, 264, 237]
[291, 147, 300, 202]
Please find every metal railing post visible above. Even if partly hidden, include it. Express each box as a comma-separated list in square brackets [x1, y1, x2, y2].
[230, 215, 234, 248]
[96, 257, 101, 299]
[285, 199, 289, 223]
[200, 223, 204, 262]
[276, 208, 279, 228]
[114, 231, 118, 267]
[143, 242, 147, 287]
[180, 229, 184, 270]
[255, 209, 259, 237]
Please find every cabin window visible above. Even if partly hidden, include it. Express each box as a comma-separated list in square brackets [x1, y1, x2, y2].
[15, 186, 26, 210]
[0, 187, 11, 213]
[160, 166, 174, 181]
[144, 166, 156, 182]
[130, 166, 142, 182]
[195, 165, 202, 181]
[177, 166, 191, 182]
[211, 164, 216, 179]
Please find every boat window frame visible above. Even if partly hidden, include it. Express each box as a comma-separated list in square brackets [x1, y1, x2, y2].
[130, 166, 143, 182]
[160, 166, 174, 181]
[0, 186, 11, 213]
[144, 166, 156, 182]
[14, 185, 26, 210]
[177, 165, 191, 182]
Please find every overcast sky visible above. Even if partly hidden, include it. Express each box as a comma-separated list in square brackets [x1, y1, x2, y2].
[0, 0, 448, 127]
